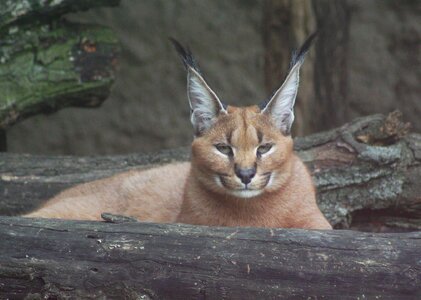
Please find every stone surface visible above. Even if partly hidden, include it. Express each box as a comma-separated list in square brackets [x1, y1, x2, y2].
[347, 0, 421, 130]
[6, 0, 420, 155]
[8, 0, 266, 155]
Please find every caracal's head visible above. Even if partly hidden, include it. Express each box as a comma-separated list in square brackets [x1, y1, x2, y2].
[171, 34, 316, 199]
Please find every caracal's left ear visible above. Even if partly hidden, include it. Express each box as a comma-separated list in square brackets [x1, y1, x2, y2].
[260, 32, 317, 135]
[170, 38, 227, 136]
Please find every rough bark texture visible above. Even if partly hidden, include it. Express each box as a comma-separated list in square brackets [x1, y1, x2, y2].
[0, 0, 120, 29]
[1, 113, 420, 231]
[295, 111, 419, 231]
[0, 0, 121, 135]
[0, 20, 120, 129]
[0, 216, 420, 299]
[264, 0, 351, 134]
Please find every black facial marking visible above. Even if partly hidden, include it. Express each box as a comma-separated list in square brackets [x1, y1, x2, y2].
[263, 172, 272, 187]
[219, 175, 228, 188]
[257, 130, 263, 144]
[226, 130, 232, 145]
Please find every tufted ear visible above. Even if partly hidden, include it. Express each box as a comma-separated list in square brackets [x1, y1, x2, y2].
[170, 38, 227, 136]
[260, 32, 317, 135]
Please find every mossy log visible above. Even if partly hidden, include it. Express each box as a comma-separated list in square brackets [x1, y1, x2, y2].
[1, 112, 420, 231]
[0, 0, 120, 29]
[0, 216, 420, 299]
[0, 0, 121, 151]
[0, 21, 119, 129]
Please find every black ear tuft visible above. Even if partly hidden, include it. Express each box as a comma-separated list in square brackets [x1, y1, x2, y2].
[258, 31, 318, 111]
[169, 37, 201, 74]
[290, 31, 318, 68]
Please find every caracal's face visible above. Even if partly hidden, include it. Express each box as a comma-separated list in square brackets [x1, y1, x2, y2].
[172, 33, 316, 199]
[191, 105, 293, 198]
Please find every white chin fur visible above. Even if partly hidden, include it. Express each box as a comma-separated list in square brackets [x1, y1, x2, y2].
[228, 189, 263, 199]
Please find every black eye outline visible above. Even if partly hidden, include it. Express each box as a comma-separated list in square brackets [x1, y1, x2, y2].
[215, 143, 233, 156]
[257, 143, 273, 156]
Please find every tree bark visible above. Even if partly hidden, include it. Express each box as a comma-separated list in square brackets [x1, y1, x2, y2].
[0, 0, 120, 29]
[1, 113, 420, 232]
[0, 0, 121, 129]
[0, 216, 420, 299]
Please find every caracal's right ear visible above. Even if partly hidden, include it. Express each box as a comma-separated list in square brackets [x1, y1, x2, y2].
[259, 32, 318, 135]
[170, 38, 227, 136]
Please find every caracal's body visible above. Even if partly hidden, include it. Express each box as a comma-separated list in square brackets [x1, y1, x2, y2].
[26, 34, 332, 229]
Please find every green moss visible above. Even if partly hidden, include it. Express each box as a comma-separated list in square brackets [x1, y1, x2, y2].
[0, 20, 119, 128]
[0, 0, 121, 29]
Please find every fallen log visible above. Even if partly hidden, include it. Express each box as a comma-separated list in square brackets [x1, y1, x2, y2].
[0, 0, 121, 151]
[1, 113, 420, 231]
[0, 0, 120, 29]
[0, 20, 120, 129]
[0, 216, 420, 299]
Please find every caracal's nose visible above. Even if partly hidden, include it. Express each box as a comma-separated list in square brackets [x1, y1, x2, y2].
[235, 166, 256, 185]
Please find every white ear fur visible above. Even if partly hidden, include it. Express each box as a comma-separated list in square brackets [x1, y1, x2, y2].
[261, 62, 302, 135]
[187, 67, 226, 135]
[261, 32, 317, 135]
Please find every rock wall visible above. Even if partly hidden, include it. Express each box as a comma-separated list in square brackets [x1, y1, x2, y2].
[8, 0, 265, 155]
[7, 0, 420, 155]
[346, 0, 420, 129]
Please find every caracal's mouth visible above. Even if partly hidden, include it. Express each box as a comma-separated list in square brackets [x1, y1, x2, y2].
[228, 188, 264, 198]
[217, 172, 272, 199]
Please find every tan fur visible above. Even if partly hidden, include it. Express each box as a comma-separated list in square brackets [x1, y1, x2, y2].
[26, 105, 331, 229]
[25, 163, 189, 222]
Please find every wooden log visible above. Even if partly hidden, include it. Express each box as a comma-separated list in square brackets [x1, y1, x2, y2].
[0, 216, 420, 299]
[0, 113, 420, 231]
[0, 0, 121, 130]
[0, 0, 120, 29]
[0, 20, 120, 129]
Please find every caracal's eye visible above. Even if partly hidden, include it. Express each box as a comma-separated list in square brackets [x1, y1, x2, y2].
[215, 143, 233, 156]
[257, 144, 273, 156]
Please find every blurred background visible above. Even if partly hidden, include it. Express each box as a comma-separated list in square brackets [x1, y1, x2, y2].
[5, 0, 420, 155]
